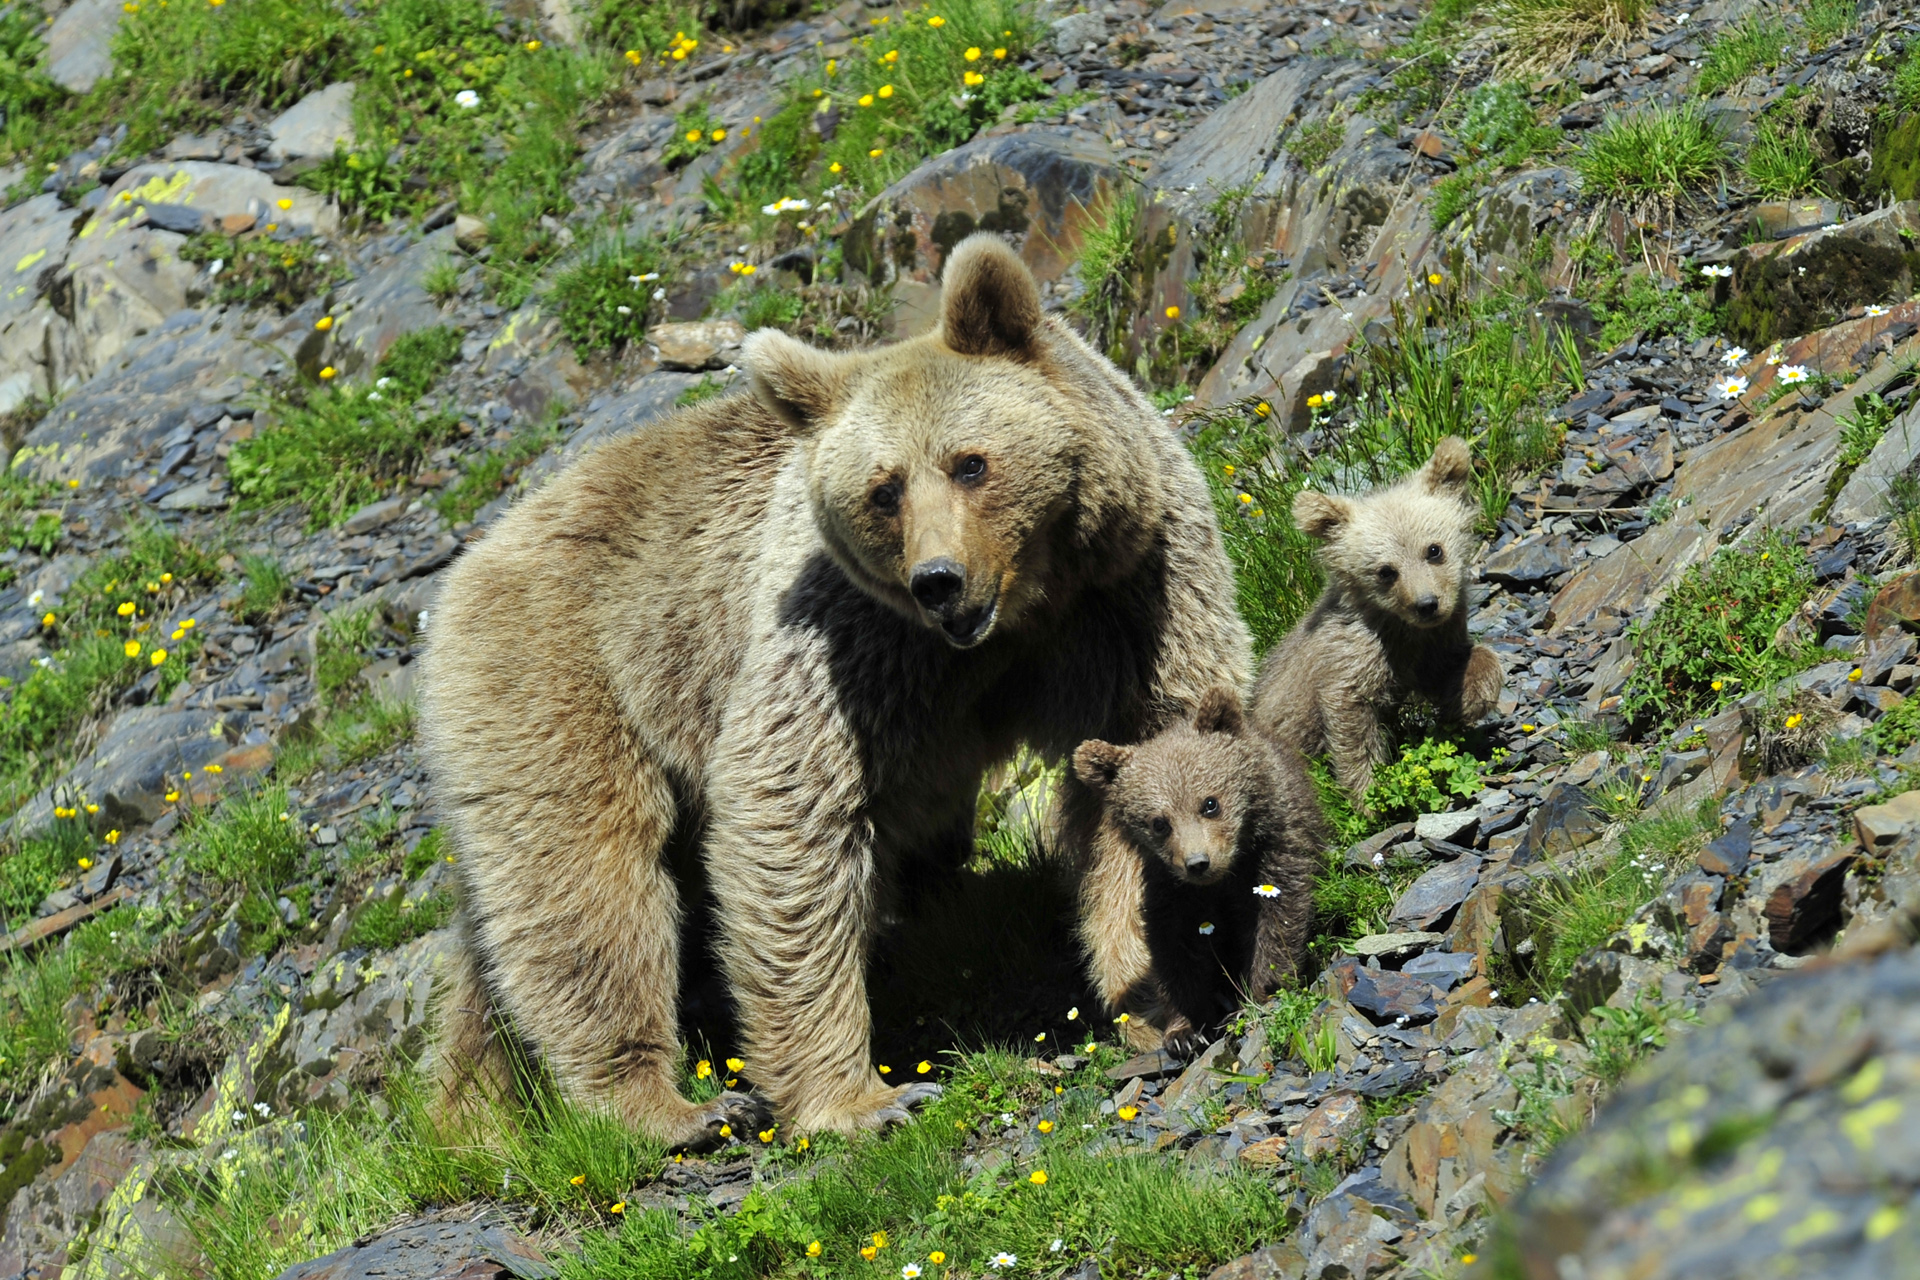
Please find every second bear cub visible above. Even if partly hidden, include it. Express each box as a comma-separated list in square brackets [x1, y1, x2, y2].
[1074, 689, 1322, 1057]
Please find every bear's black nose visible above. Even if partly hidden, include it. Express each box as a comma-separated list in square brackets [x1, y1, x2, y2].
[1185, 854, 1211, 877]
[910, 558, 967, 613]
[1414, 594, 1440, 618]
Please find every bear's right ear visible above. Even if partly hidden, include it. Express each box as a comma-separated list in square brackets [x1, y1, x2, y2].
[1073, 740, 1132, 791]
[940, 233, 1043, 360]
[1420, 436, 1473, 497]
[1293, 489, 1352, 542]
[745, 329, 852, 431]
[1192, 687, 1244, 737]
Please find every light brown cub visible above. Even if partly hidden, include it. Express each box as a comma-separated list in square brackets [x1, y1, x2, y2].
[1249, 436, 1503, 802]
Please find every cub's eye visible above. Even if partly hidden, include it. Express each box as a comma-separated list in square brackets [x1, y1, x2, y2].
[870, 483, 900, 513]
[956, 454, 987, 484]
[1200, 796, 1220, 818]
[1426, 543, 1445, 564]
[1150, 816, 1173, 839]
[1376, 566, 1399, 584]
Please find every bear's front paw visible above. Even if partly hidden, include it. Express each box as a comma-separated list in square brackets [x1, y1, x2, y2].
[1162, 1015, 1209, 1061]
[675, 1090, 774, 1153]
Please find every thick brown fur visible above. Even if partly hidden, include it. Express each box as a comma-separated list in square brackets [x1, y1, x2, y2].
[418, 234, 1249, 1144]
[1073, 688, 1323, 1058]
[1249, 437, 1504, 802]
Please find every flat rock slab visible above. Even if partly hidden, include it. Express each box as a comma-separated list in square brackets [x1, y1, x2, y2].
[846, 127, 1122, 292]
[46, 0, 123, 93]
[648, 319, 745, 371]
[268, 81, 358, 163]
[1345, 931, 1443, 962]
[1295, 1090, 1367, 1160]
[1389, 855, 1482, 932]
[1484, 535, 1572, 589]
[1105, 1048, 1184, 1081]
[1855, 789, 1920, 850]
[1344, 965, 1442, 1024]
[275, 1213, 554, 1280]
[1517, 782, 1607, 863]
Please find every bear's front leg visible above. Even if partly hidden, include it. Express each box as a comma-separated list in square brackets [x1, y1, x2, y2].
[1458, 643, 1505, 722]
[703, 655, 942, 1136]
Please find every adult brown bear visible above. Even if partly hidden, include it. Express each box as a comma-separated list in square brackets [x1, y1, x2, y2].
[418, 234, 1249, 1145]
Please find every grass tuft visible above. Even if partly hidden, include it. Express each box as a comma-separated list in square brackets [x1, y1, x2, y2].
[1744, 115, 1821, 198]
[183, 784, 305, 895]
[1575, 103, 1727, 205]
[1493, 0, 1651, 69]
[1696, 10, 1789, 97]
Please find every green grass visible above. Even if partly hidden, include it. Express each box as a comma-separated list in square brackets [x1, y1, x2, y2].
[435, 415, 562, 525]
[235, 552, 293, 625]
[589, 0, 705, 62]
[1456, 80, 1563, 166]
[314, 607, 379, 705]
[1620, 527, 1817, 727]
[343, 888, 453, 950]
[1896, 44, 1920, 114]
[1068, 191, 1141, 363]
[182, 785, 305, 894]
[0, 814, 93, 929]
[1286, 116, 1343, 170]
[229, 326, 463, 526]
[1745, 115, 1821, 198]
[1575, 103, 1728, 203]
[552, 229, 665, 355]
[1591, 269, 1718, 348]
[422, 255, 464, 304]
[0, 905, 160, 1112]
[1696, 11, 1789, 97]
[179, 233, 351, 313]
[1800, 0, 1855, 47]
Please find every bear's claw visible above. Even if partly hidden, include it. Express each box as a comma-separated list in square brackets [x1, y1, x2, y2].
[673, 1090, 773, 1153]
[867, 1081, 944, 1128]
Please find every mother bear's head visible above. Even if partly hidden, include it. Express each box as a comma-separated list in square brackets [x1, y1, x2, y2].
[745, 234, 1167, 649]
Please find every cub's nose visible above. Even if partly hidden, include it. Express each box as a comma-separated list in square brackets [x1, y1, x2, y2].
[1414, 594, 1440, 618]
[1184, 854, 1212, 877]
[910, 558, 967, 613]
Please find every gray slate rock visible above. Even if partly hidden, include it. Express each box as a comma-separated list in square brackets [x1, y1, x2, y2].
[267, 82, 358, 163]
[1389, 855, 1482, 931]
[47, 0, 124, 93]
[274, 1210, 554, 1280]
[1484, 535, 1573, 590]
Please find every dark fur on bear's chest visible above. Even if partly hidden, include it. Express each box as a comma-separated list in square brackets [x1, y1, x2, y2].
[1140, 856, 1260, 1039]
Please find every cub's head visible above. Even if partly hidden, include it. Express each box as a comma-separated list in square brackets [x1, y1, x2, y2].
[1072, 689, 1267, 886]
[1292, 436, 1477, 629]
[743, 234, 1159, 649]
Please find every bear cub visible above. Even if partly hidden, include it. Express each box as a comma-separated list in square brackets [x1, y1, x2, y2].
[1073, 689, 1323, 1058]
[1250, 435, 1503, 803]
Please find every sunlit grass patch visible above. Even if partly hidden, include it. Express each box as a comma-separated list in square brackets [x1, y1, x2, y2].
[1575, 103, 1728, 205]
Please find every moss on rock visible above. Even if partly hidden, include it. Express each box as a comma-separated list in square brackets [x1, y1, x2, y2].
[1724, 235, 1917, 349]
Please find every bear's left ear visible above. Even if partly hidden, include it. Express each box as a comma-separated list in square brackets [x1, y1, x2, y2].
[1073, 739, 1132, 791]
[745, 329, 852, 431]
[1192, 687, 1244, 737]
[1420, 436, 1473, 497]
[940, 233, 1043, 359]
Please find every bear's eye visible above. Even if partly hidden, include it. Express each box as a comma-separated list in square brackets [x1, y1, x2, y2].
[1200, 796, 1220, 818]
[1426, 543, 1445, 564]
[1376, 565, 1399, 584]
[1150, 816, 1172, 839]
[956, 454, 988, 484]
[870, 483, 900, 514]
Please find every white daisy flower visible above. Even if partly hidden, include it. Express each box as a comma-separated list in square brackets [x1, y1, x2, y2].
[1197, 922, 1215, 935]
[902, 1267, 922, 1279]
[454, 89, 481, 109]
[1066, 1006, 1079, 1020]
[1866, 305, 1890, 317]
[616, 305, 632, 315]
[989, 1254, 1018, 1270]
[1714, 376, 1748, 399]
[1722, 346, 1748, 365]
[1254, 883, 1281, 898]
[1699, 264, 1733, 278]
[1778, 365, 1810, 384]
[27, 590, 41, 606]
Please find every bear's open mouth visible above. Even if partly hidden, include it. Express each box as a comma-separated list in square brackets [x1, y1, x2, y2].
[939, 596, 999, 648]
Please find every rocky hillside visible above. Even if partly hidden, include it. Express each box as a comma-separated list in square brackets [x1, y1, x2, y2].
[1, 0, 1920, 1276]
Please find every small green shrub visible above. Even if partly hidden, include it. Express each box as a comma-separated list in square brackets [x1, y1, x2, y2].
[1745, 116, 1820, 198]
[1621, 527, 1816, 726]
[184, 785, 304, 893]
[1457, 81, 1561, 165]
[1366, 738, 1486, 822]
[1696, 11, 1788, 97]
[315, 607, 378, 704]
[422, 256, 464, 304]
[1575, 104, 1727, 202]
[345, 890, 453, 951]
[299, 146, 409, 224]
[1285, 116, 1343, 170]
[1592, 271, 1716, 348]
[1835, 392, 1898, 471]
[663, 102, 722, 167]
[588, 0, 702, 63]
[1584, 992, 1698, 1085]
[179, 234, 349, 313]
[1800, 0, 1855, 48]
[551, 231, 662, 355]
[1430, 168, 1481, 228]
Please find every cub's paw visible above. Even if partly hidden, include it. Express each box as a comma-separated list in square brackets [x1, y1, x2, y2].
[1162, 1016, 1209, 1061]
[673, 1090, 774, 1153]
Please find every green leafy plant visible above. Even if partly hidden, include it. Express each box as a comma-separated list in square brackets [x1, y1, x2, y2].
[1620, 528, 1816, 726]
[1575, 103, 1727, 203]
[1895, 43, 1920, 114]
[1367, 738, 1486, 821]
[179, 233, 350, 313]
[1285, 116, 1343, 170]
[1457, 80, 1561, 166]
[551, 230, 663, 354]
[1591, 270, 1717, 348]
[422, 256, 464, 304]
[1696, 10, 1789, 97]
[663, 102, 723, 167]
[300, 146, 409, 223]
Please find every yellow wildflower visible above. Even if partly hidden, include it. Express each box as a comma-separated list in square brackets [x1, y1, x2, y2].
[1785, 713, 1803, 729]
[525, 39, 542, 50]
[1118, 1105, 1138, 1120]
[830, 162, 843, 172]
[862, 1247, 879, 1261]
[1428, 272, 1443, 286]
[930, 1251, 946, 1264]
[1165, 305, 1180, 319]
[687, 129, 702, 142]
[928, 15, 945, 26]
[870, 147, 884, 157]
[1029, 1170, 1048, 1185]
[117, 601, 135, 617]
[873, 1232, 888, 1248]
[710, 128, 726, 142]
[885, 49, 898, 61]
[964, 46, 981, 59]
[104, 829, 120, 845]
[40, 613, 53, 627]
[1037, 1119, 1053, 1133]
[319, 366, 336, 379]
[570, 1174, 586, 1186]
[315, 316, 333, 331]
[808, 1242, 823, 1258]
[611, 1201, 625, 1213]
[165, 791, 180, 803]
[859, 93, 875, 106]
[151, 649, 167, 666]
[726, 1056, 744, 1071]
[79, 857, 92, 870]
[917, 1060, 933, 1073]
[994, 47, 1006, 57]
[1255, 402, 1270, 416]
[695, 1059, 712, 1078]
[878, 84, 894, 97]
[123, 640, 140, 658]
[1850, 667, 1864, 682]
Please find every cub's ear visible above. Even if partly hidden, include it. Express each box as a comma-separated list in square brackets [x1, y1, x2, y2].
[1073, 740, 1132, 792]
[1420, 436, 1473, 497]
[1192, 687, 1244, 737]
[745, 329, 851, 431]
[940, 233, 1043, 359]
[1292, 489, 1352, 542]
